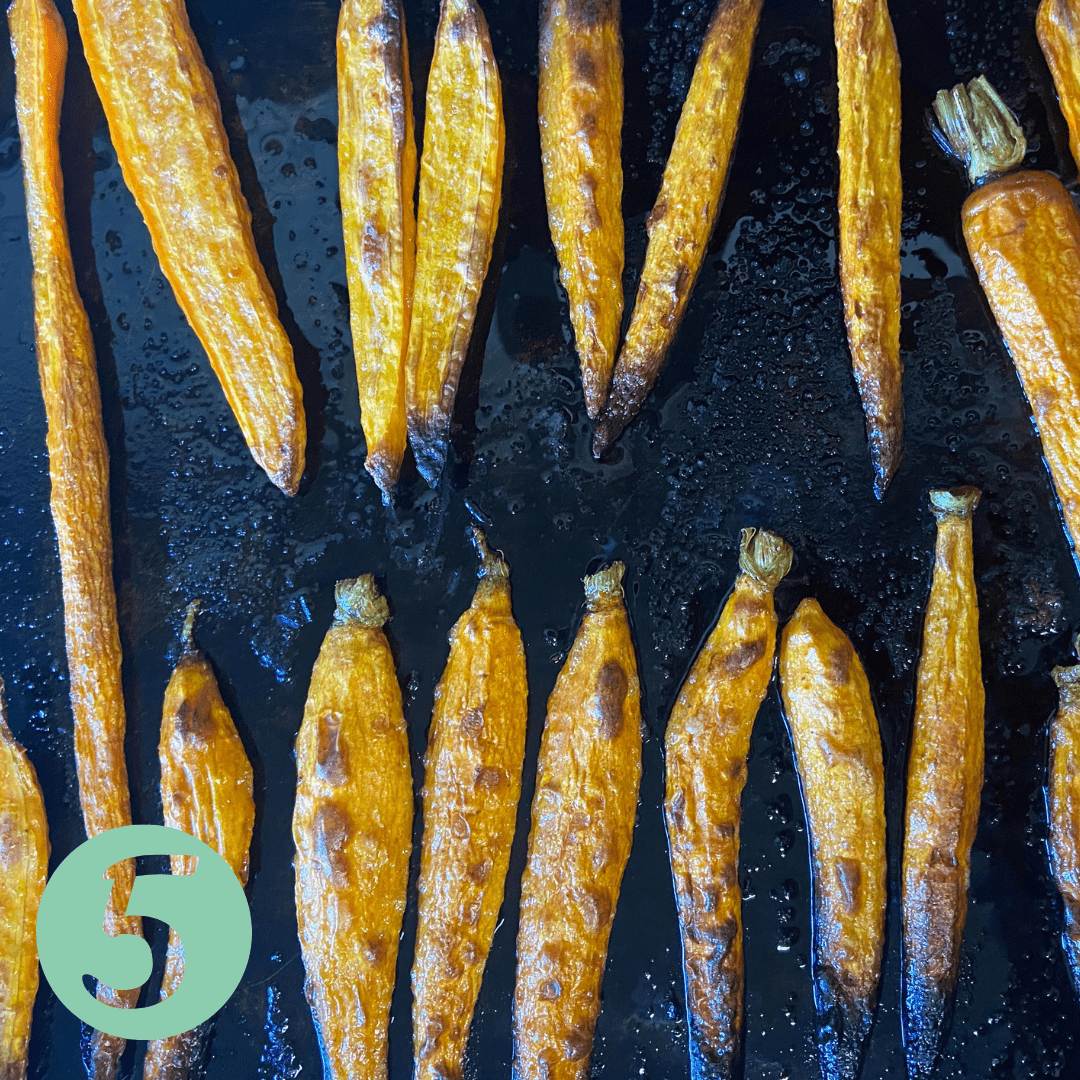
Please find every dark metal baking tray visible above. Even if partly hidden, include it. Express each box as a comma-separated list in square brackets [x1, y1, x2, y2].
[2, 0, 1078, 1076]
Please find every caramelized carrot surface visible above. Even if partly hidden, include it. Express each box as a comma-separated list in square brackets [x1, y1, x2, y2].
[71, 0, 306, 494]
[10, 1, 140, 1074]
[1038, 0, 1080, 171]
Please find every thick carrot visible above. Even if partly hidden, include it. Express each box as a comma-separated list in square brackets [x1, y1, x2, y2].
[412, 531, 528, 1080]
[512, 563, 641, 1080]
[70, 0, 306, 495]
[665, 529, 792, 1080]
[538, 0, 624, 419]
[142, 605, 254, 1080]
[931, 77, 1080, 564]
[1038, 0, 1080, 172]
[592, 0, 762, 456]
[901, 487, 983, 1080]
[0, 678, 49, 1080]
[9, 1, 141, 1075]
[406, 0, 504, 486]
[338, 0, 417, 498]
[835, 0, 903, 497]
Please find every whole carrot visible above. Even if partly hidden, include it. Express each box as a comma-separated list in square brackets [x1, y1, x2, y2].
[665, 529, 792, 1080]
[70, 0, 306, 495]
[835, 0, 903, 497]
[932, 77, 1080, 564]
[412, 531, 528, 1080]
[1037, 0, 1080, 171]
[901, 487, 983, 1080]
[9, 1, 141, 1075]
[338, 0, 417, 498]
[293, 577, 413, 1080]
[0, 678, 49, 1080]
[538, 0, 624, 418]
[142, 605, 254, 1080]
[1049, 642, 1080, 1001]
[779, 600, 886, 1080]
[406, 0, 504, 485]
[512, 562, 641, 1080]
[592, 0, 762, 456]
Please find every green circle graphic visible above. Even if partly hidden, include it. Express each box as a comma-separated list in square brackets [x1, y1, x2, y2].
[36, 824, 252, 1040]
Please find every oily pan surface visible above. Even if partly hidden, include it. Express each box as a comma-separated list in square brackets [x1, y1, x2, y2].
[0, 0, 1078, 1076]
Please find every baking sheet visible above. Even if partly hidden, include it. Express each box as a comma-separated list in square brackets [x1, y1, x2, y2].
[1, 0, 1079, 1076]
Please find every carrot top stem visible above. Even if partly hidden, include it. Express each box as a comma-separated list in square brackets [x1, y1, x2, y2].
[333, 574, 390, 628]
[738, 527, 793, 589]
[469, 526, 509, 581]
[584, 560, 626, 610]
[931, 75, 1025, 186]
[180, 600, 201, 655]
[929, 485, 982, 519]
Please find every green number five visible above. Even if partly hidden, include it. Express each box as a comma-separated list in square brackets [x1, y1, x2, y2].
[36, 824, 252, 1040]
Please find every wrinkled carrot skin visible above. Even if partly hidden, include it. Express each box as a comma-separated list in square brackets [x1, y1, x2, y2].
[538, 0, 624, 419]
[339, 0, 417, 498]
[1038, 0, 1080, 171]
[664, 529, 792, 1080]
[779, 600, 886, 1080]
[9, 2, 141, 1075]
[835, 0, 903, 499]
[406, 0, 504, 485]
[143, 609, 254, 1080]
[293, 577, 413, 1080]
[412, 533, 528, 1080]
[902, 487, 984, 1080]
[512, 563, 641, 1080]
[70, 0, 306, 495]
[1049, 656, 1080, 1001]
[592, 0, 762, 456]
[962, 172, 1080, 563]
[0, 680, 49, 1080]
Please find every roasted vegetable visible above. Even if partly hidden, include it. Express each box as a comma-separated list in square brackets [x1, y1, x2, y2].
[412, 530, 528, 1080]
[835, 0, 903, 498]
[664, 529, 793, 1080]
[9, 1, 141, 1074]
[592, 0, 762, 456]
[143, 605, 255, 1080]
[0, 678, 49, 1080]
[70, 0, 306, 495]
[512, 562, 641, 1080]
[406, 0, 504, 485]
[932, 78, 1080, 562]
[293, 576, 413, 1080]
[778, 599, 886, 1080]
[901, 486, 983, 1080]
[1049, 642, 1080, 1002]
[338, 0, 417, 498]
[1038, 0, 1080, 171]
[538, 0, 624, 418]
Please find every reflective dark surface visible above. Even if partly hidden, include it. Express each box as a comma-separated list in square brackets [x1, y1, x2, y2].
[1, 0, 1079, 1076]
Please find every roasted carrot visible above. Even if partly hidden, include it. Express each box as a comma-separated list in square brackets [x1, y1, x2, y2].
[1038, 0, 1080, 172]
[9, 1, 141, 1074]
[293, 576, 413, 1080]
[512, 562, 640, 1080]
[931, 77, 1080, 564]
[70, 0, 306, 495]
[1049, 642, 1080, 1001]
[412, 530, 528, 1080]
[592, 0, 762, 456]
[901, 486, 984, 1080]
[664, 528, 792, 1080]
[142, 605, 254, 1080]
[338, 0, 417, 498]
[0, 678, 49, 1080]
[538, 0, 624, 419]
[835, 0, 903, 498]
[779, 599, 886, 1080]
[406, 0, 504, 485]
